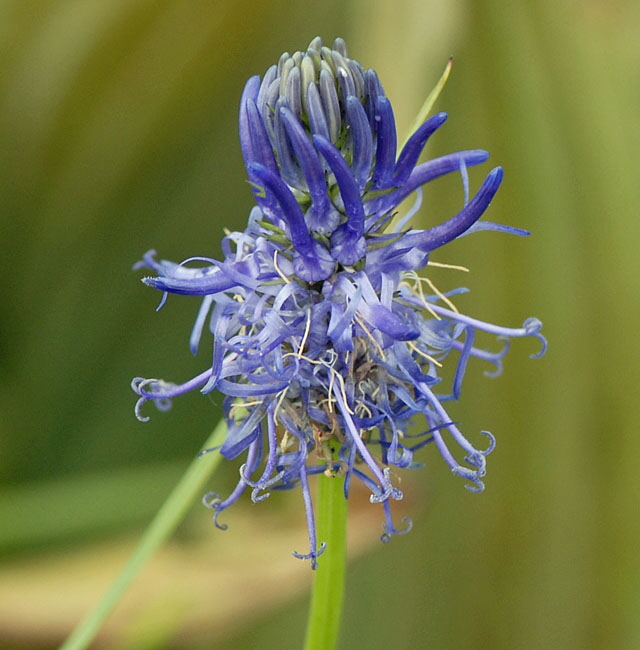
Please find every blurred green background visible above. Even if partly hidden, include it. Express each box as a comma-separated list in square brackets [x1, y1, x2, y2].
[1, 0, 639, 648]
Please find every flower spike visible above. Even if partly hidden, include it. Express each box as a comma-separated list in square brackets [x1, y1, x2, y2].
[134, 37, 545, 567]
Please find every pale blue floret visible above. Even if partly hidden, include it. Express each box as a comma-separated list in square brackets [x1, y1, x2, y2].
[133, 37, 545, 568]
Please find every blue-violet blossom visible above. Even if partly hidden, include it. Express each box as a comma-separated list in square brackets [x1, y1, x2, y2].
[133, 37, 545, 568]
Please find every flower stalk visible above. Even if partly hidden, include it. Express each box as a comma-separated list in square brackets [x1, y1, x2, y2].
[303, 468, 348, 650]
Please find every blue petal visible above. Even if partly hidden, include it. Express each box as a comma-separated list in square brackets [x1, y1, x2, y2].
[404, 166, 504, 252]
[363, 69, 385, 127]
[242, 99, 278, 174]
[306, 82, 330, 140]
[318, 68, 341, 142]
[313, 135, 367, 265]
[463, 221, 530, 237]
[238, 76, 261, 167]
[142, 271, 235, 296]
[247, 163, 335, 282]
[371, 96, 398, 189]
[369, 150, 490, 215]
[283, 64, 302, 117]
[329, 225, 367, 266]
[273, 99, 305, 189]
[335, 55, 356, 98]
[345, 95, 373, 190]
[255, 64, 277, 109]
[393, 112, 448, 186]
[359, 303, 419, 341]
[220, 404, 267, 459]
[279, 106, 341, 233]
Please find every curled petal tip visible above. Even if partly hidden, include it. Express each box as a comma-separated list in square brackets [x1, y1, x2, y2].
[292, 541, 327, 570]
[479, 430, 496, 455]
[523, 318, 547, 358]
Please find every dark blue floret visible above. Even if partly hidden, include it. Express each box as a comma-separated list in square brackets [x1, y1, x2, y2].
[403, 166, 504, 253]
[345, 95, 373, 190]
[371, 96, 398, 189]
[247, 162, 335, 282]
[393, 112, 448, 186]
[279, 106, 341, 233]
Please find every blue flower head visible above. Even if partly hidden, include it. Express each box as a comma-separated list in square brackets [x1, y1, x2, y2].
[133, 37, 545, 568]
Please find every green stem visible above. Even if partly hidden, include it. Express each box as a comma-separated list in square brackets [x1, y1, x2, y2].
[59, 419, 227, 650]
[303, 471, 348, 650]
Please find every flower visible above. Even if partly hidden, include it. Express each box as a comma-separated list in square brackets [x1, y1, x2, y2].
[132, 37, 545, 568]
